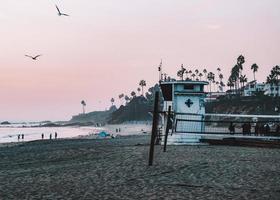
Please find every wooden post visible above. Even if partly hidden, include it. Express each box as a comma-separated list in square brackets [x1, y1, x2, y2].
[163, 106, 171, 152]
[148, 91, 159, 166]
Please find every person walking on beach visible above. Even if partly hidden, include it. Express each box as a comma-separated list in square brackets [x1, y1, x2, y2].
[49, 133, 52, 140]
[18, 134, 20, 141]
[41, 133, 44, 140]
[229, 122, 235, 135]
[55, 132, 57, 139]
[255, 122, 260, 136]
[259, 124, 265, 136]
[21, 134, 24, 140]
[276, 124, 280, 135]
[241, 123, 246, 135]
[247, 123, 252, 135]
[265, 124, 270, 135]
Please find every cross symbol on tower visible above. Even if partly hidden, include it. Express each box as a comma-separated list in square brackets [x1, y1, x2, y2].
[185, 99, 193, 108]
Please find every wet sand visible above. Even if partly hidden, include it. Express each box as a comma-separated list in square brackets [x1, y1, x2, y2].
[0, 135, 280, 200]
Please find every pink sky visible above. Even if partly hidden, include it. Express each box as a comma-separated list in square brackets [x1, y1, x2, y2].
[0, 0, 280, 121]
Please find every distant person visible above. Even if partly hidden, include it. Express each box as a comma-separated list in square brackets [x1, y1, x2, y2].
[41, 133, 44, 140]
[18, 134, 20, 141]
[241, 123, 246, 135]
[259, 124, 265, 136]
[255, 122, 260, 136]
[119, 128, 121, 132]
[265, 124, 270, 135]
[229, 122, 235, 135]
[241, 123, 251, 135]
[55, 132, 57, 139]
[247, 123, 252, 135]
[21, 134, 24, 140]
[50, 133, 52, 140]
[116, 128, 118, 133]
[276, 124, 280, 135]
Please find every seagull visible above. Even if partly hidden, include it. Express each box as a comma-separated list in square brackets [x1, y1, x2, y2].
[25, 54, 42, 60]
[55, 5, 69, 16]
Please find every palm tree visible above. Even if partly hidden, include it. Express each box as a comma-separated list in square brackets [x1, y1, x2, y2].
[203, 69, 207, 81]
[185, 70, 189, 80]
[181, 64, 186, 73]
[239, 75, 248, 88]
[118, 93, 124, 105]
[216, 81, 220, 92]
[198, 73, 203, 81]
[177, 69, 184, 80]
[267, 65, 280, 96]
[81, 100, 86, 114]
[227, 78, 234, 91]
[124, 95, 130, 104]
[217, 68, 221, 79]
[207, 72, 215, 93]
[218, 73, 224, 92]
[131, 91, 136, 98]
[237, 55, 245, 65]
[110, 98, 115, 106]
[219, 81, 225, 92]
[191, 73, 196, 80]
[237, 55, 245, 76]
[177, 64, 186, 80]
[251, 63, 259, 82]
[219, 73, 223, 80]
[275, 65, 280, 81]
[139, 80, 146, 96]
[137, 88, 141, 96]
[230, 64, 240, 93]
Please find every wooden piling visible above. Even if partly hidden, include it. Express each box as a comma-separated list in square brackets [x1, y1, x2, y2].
[163, 106, 171, 152]
[148, 91, 159, 166]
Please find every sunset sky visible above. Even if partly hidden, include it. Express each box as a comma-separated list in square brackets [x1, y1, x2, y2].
[1, 0, 280, 121]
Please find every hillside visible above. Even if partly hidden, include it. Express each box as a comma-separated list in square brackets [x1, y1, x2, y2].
[108, 96, 153, 124]
[70, 106, 117, 125]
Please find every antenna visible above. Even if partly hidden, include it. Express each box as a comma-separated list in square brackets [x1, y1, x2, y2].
[158, 59, 163, 82]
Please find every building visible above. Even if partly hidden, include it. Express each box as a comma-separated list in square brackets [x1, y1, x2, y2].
[264, 83, 280, 97]
[160, 80, 208, 144]
[243, 81, 265, 96]
[243, 81, 280, 97]
[160, 80, 208, 113]
[205, 92, 226, 102]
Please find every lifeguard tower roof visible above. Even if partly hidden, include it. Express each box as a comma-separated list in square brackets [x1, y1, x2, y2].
[160, 80, 208, 101]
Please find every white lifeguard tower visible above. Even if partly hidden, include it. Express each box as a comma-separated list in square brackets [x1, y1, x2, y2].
[160, 80, 208, 145]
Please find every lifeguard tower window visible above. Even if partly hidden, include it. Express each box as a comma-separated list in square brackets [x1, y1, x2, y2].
[200, 85, 204, 92]
[184, 85, 194, 90]
[160, 84, 173, 101]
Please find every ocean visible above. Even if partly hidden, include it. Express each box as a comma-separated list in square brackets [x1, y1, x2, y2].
[0, 123, 103, 143]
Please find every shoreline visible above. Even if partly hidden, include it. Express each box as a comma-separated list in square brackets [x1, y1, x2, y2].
[0, 123, 152, 145]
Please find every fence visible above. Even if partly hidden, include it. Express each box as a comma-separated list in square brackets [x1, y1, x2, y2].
[174, 113, 280, 136]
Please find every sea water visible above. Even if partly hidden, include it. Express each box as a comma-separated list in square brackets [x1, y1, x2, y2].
[0, 123, 103, 143]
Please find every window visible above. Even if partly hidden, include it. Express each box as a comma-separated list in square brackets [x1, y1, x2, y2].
[200, 85, 204, 92]
[184, 84, 194, 90]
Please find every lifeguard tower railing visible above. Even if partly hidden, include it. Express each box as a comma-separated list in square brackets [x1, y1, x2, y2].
[173, 112, 280, 136]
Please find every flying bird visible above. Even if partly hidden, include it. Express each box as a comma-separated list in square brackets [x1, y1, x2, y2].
[25, 54, 42, 60]
[55, 5, 69, 16]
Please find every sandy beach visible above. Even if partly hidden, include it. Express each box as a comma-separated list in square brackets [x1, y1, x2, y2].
[0, 135, 280, 200]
